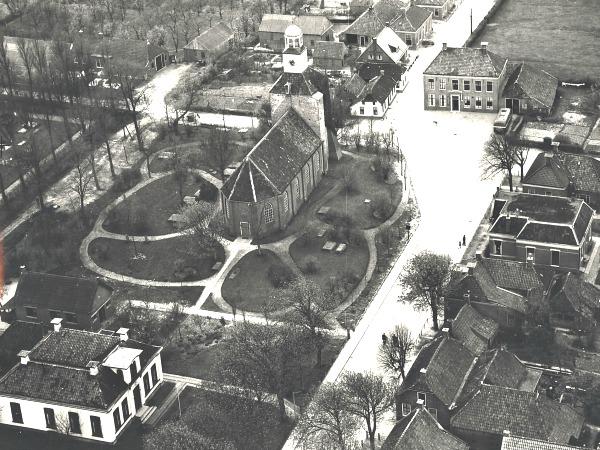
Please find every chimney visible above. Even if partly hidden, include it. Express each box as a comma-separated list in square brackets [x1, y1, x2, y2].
[544, 151, 554, 162]
[87, 361, 100, 376]
[419, 368, 427, 374]
[481, 42, 488, 53]
[416, 398, 425, 406]
[51, 317, 63, 332]
[18, 350, 30, 365]
[475, 251, 483, 261]
[441, 327, 450, 335]
[380, 69, 385, 76]
[385, 21, 390, 27]
[551, 141, 560, 152]
[466, 262, 476, 275]
[442, 42, 447, 51]
[285, 81, 292, 95]
[463, 290, 471, 304]
[502, 430, 511, 437]
[117, 328, 129, 342]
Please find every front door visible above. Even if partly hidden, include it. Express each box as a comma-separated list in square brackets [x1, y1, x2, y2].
[240, 221, 251, 238]
[451, 95, 460, 111]
[133, 385, 142, 411]
[505, 98, 520, 114]
[360, 36, 367, 46]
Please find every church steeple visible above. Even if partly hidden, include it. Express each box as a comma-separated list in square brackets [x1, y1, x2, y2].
[282, 24, 308, 73]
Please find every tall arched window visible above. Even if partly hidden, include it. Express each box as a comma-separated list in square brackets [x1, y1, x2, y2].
[283, 192, 289, 213]
[264, 202, 274, 223]
[315, 154, 320, 172]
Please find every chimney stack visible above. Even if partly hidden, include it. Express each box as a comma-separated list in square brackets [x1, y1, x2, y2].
[51, 317, 62, 332]
[385, 21, 390, 27]
[463, 290, 471, 304]
[117, 328, 129, 342]
[481, 42, 488, 53]
[441, 326, 450, 335]
[18, 350, 30, 365]
[380, 69, 385, 76]
[87, 361, 100, 376]
[466, 262, 476, 275]
[475, 251, 483, 261]
[442, 42, 447, 51]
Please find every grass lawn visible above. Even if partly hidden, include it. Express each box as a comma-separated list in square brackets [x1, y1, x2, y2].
[221, 249, 293, 313]
[89, 236, 225, 282]
[103, 172, 218, 236]
[108, 283, 204, 306]
[322, 156, 402, 230]
[475, 0, 600, 81]
[161, 386, 293, 450]
[289, 232, 370, 304]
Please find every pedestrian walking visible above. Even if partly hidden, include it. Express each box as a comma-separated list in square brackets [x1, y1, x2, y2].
[382, 333, 388, 346]
[462, 235, 466, 246]
[459, 241, 462, 248]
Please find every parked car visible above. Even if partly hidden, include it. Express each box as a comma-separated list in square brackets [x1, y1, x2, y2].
[493, 108, 512, 134]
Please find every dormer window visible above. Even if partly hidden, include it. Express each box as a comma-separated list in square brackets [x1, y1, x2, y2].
[417, 392, 427, 405]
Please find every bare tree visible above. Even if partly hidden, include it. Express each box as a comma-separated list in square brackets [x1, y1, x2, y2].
[15, 130, 46, 209]
[400, 250, 451, 331]
[481, 133, 517, 192]
[16, 37, 35, 100]
[341, 371, 394, 450]
[296, 383, 359, 450]
[68, 145, 95, 224]
[205, 125, 235, 180]
[377, 324, 415, 380]
[512, 139, 529, 180]
[179, 201, 223, 251]
[0, 37, 16, 96]
[166, 68, 204, 132]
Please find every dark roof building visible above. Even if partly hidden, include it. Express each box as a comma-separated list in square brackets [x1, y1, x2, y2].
[183, 22, 234, 62]
[0, 321, 45, 376]
[547, 272, 600, 328]
[501, 435, 586, 450]
[424, 46, 508, 77]
[382, 407, 469, 450]
[451, 304, 499, 355]
[358, 62, 405, 81]
[312, 40, 346, 69]
[390, 5, 432, 33]
[502, 63, 558, 116]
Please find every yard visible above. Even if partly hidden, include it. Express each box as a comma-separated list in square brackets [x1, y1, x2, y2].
[107, 283, 204, 306]
[221, 249, 295, 313]
[88, 236, 225, 282]
[475, 0, 600, 81]
[103, 172, 218, 236]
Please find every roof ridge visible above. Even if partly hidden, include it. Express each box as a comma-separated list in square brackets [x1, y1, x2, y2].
[449, 352, 479, 409]
[397, 407, 420, 442]
[247, 161, 258, 202]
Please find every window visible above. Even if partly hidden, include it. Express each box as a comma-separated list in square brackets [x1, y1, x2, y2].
[464, 97, 471, 108]
[264, 202, 274, 224]
[151, 364, 159, 385]
[451, 79, 459, 90]
[359, 107, 364, 115]
[486, 97, 493, 109]
[526, 247, 535, 263]
[486, 81, 493, 92]
[545, 191, 552, 196]
[577, 194, 591, 203]
[475, 97, 482, 109]
[10, 402, 22, 424]
[69, 412, 81, 434]
[122, 398, 130, 420]
[405, 36, 412, 46]
[439, 95, 446, 107]
[143, 373, 151, 395]
[373, 106, 378, 115]
[428, 408, 438, 419]
[475, 80, 482, 92]
[494, 240, 502, 255]
[417, 392, 427, 406]
[283, 191, 289, 213]
[44, 408, 56, 430]
[368, 54, 373, 60]
[401, 403, 411, 416]
[64, 312, 78, 324]
[376, 54, 382, 60]
[439, 78, 446, 90]
[463, 80, 470, 91]
[24, 307, 37, 318]
[428, 94, 435, 107]
[427, 78, 434, 89]
[48, 310, 61, 319]
[310, 40, 314, 46]
[434, 9, 439, 16]
[551, 250, 560, 266]
[113, 408, 122, 431]
[95, 59, 103, 69]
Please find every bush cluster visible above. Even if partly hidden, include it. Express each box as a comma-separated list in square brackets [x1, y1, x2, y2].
[267, 263, 295, 288]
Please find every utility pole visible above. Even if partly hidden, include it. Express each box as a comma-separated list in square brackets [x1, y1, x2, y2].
[470, 9, 473, 34]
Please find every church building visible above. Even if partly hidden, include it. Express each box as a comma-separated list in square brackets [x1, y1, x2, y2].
[220, 25, 336, 238]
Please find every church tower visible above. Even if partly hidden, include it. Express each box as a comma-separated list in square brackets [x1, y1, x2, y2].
[282, 24, 309, 74]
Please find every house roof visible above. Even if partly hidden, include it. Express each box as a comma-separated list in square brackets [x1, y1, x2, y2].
[341, 0, 406, 38]
[480, 258, 544, 295]
[258, 14, 332, 36]
[0, 328, 161, 410]
[221, 108, 321, 202]
[13, 272, 112, 316]
[523, 152, 600, 194]
[415, 0, 449, 6]
[312, 40, 345, 61]
[345, 73, 368, 98]
[382, 407, 469, 450]
[501, 435, 586, 450]
[489, 194, 594, 246]
[424, 46, 508, 77]
[358, 62, 405, 82]
[0, 321, 45, 376]
[362, 74, 397, 103]
[451, 385, 584, 443]
[502, 63, 558, 109]
[399, 336, 475, 406]
[90, 38, 163, 70]
[366, 27, 408, 64]
[184, 22, 233, 51]
[548, 272, 600, 322]
[390, 5, 432, 33]
[451, 304, 499, 355]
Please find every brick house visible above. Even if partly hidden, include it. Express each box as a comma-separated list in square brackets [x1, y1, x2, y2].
[258, 14, 333, 51]
[9, 272, 113, 331]
[390, 5, 433, 48]
[355, 27, 408, 65]
[183, 22, 234, 63]
[414, 0, 454, 20]
[382, 407, 469, 450]
[522, 151, 600, 210]
[345, 71, 398, 118]
[312, 41, 346, 70]
[0, 322, 163, 444]
[423, 43, 509, 112]
[501, 63, 558, 116]
[487, 194, 594, 271]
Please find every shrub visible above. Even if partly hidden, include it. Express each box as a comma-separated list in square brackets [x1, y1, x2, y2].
[303, 256, 320, 274]
[197, 182, 219, 202]
[370, 194, 394, 220]
[113, 167, 142, 193]
[267, 263, 295, 288]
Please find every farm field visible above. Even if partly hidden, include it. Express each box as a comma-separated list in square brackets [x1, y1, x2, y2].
[474, 0, 600, 82]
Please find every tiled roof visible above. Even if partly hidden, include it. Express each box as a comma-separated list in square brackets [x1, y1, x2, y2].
[451, 304, 499, 355]
[358, 62, 405, 81]
[258, 14, 332, 35]
[90, 38, 159, 70]
[480, 258, 544, 295]
[559, 153, 600, 193]
[184, 22, 233, 51]
[0, 322, 45, 376]
[363, 74, 397, 103]
[501, 435, 586, 450]
[382, 407, 468, 450]
[502, 63, 558, 109]
[357, 27, 407, 64]
[13, 272, 111, 315]
[390, 5, 432, 33]
[399, 336, 475, 406]
[341, 0, 406, 38]
[548, 272, 600, 321]
[506, 194, 581, 224]
[345, 73, 368, 98]
[424, 46, 507, 77]
[415, 0, 448, 6]
[522, 153, 570, 189]
[221, 108, 321, 201]
[312, 41, 345, 61]
[451, 385, 584, 442]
